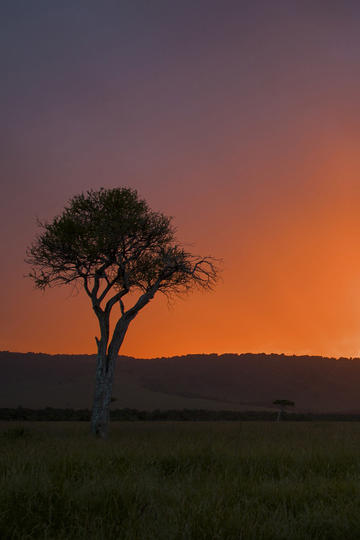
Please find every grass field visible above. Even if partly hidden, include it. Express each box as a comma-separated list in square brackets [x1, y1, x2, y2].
[1, 422, 360, 539]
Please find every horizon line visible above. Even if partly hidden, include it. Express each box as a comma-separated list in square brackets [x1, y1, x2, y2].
[1, 350, 360, 361]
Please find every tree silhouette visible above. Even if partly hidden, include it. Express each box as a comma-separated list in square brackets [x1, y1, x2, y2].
[26, 187, 219, 437]
[273, 399, 295, 422]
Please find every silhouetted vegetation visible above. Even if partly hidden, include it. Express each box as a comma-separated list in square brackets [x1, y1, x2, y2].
[3, 407, 360, 422]
[26, 188, 219, 437]
[273, 399, 295, 421]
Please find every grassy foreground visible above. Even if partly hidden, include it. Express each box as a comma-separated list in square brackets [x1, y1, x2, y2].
[1, 422, 360, 539]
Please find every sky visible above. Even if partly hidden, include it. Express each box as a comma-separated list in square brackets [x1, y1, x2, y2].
[2, 0, 360, 358]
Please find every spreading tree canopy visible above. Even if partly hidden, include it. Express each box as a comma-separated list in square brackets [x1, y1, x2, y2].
[273, 399, 295, 422]
[26, 187, 219, 437]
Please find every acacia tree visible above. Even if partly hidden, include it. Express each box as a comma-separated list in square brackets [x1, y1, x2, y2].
[26, 187, 219, 437]
[273, 399, 295, 422]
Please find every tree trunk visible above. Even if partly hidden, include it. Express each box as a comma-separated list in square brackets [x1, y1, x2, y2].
[91, 351, 117, 438]
[90, 315, 133, 438]
[89, 289, 150, 438]
[276, 409, 282, 422]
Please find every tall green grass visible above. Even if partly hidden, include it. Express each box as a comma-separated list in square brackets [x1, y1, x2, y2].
[1, 422, 360, 539]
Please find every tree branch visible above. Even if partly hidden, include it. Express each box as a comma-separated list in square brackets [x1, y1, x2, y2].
[125, 280, 161, 318]
[82, 275, 92, 298]
[97, 263, 129, 304]
[104, 288, 129, 315]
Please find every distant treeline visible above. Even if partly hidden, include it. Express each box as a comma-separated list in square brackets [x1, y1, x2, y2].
[2, 407, 360, 422]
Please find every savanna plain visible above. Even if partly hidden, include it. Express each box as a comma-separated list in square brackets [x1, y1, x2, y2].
[1, 421, 360, 539]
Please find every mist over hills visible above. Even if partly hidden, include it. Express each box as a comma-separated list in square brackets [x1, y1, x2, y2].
[1, 351, 360, 412]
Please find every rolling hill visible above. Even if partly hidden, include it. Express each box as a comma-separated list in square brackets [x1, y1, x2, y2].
[1, 351, 360, 412]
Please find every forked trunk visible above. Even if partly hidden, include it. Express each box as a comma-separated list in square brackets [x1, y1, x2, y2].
[90, 314, 133, 438]
[90, 292, 151, 438]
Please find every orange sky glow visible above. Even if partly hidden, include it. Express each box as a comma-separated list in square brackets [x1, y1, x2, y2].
[2, 2, 360, 358]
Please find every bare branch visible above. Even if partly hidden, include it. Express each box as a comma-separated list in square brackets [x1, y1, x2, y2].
[82, 276, 92, 298]
[98, 264, 127, 304]
[105, 288, 129, 315]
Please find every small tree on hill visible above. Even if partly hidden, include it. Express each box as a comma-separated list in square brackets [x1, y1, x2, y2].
[26, 187, 219, 438]
[273, 399, 295, 422]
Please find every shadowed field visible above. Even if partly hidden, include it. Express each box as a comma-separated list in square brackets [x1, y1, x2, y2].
[1, 421, 360, 539]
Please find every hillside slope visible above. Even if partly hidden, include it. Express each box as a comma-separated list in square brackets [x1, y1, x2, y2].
[1, 351, 360, 412]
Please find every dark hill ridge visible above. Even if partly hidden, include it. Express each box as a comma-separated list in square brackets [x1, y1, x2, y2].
[1, 351, 360, 412]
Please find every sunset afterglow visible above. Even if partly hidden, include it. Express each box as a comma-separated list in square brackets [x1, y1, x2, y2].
[2, 2, 360, 358]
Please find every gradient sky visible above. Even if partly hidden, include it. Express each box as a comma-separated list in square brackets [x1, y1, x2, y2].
[2, 0, 360, 358]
